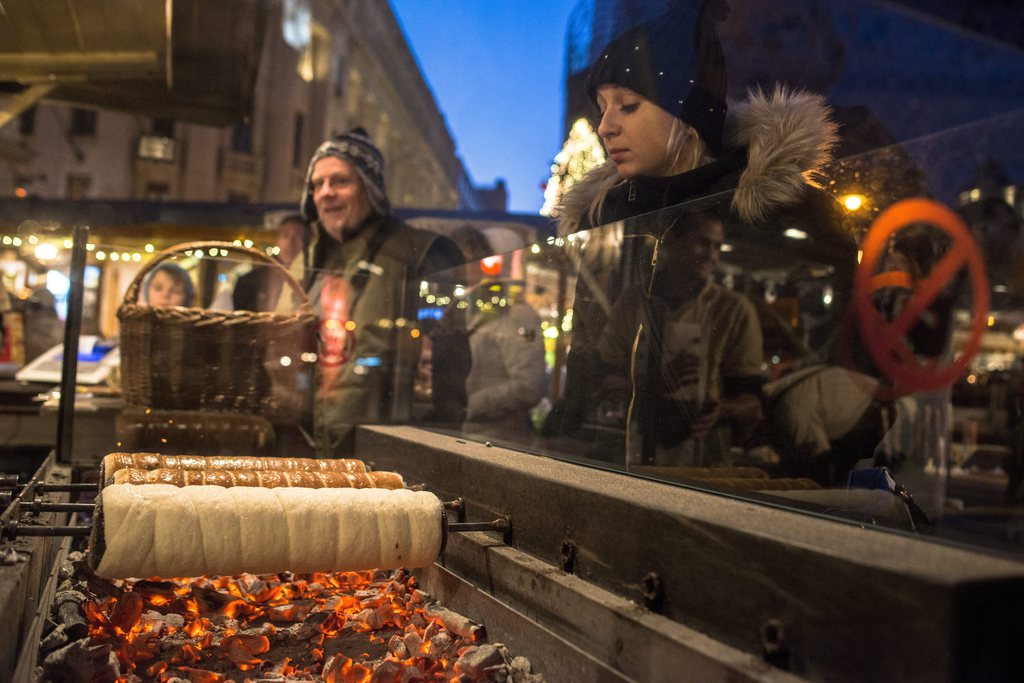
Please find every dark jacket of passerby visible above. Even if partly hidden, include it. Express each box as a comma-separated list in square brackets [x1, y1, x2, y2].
[283, 130, 463, 455]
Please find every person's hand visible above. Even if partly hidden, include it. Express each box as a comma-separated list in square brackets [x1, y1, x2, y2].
[690, 400, 720, 439]
[664, 351, 701, 392]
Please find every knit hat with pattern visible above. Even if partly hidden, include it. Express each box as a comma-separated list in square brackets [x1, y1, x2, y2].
[300, 127, 390, 222]
[585, 0, 729, 155]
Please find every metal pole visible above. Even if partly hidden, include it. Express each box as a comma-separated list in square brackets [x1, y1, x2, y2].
[55, 224, 90, 464]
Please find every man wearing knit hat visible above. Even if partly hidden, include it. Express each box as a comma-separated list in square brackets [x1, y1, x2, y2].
[290, 127, 463, 456]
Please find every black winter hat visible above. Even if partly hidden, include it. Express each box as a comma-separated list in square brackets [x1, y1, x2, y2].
[301, 127, 390, 223]
[586, 0, 729, 155]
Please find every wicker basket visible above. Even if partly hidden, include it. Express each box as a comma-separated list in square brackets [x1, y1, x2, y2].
[119, 241, 316, 417]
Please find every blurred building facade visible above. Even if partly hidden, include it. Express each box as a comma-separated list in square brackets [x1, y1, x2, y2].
[0, 0, 502, 212]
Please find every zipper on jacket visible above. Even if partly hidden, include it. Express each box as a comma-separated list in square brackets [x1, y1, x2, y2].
[625, 321, 643, 466]
[627, 234, 663, 465]
[627, 180, 636, 201]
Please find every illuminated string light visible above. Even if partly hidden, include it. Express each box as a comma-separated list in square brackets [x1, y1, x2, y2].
[34, 243, 59, 260]
[541, 118, 606, 216]
[841, 194, 866, 211]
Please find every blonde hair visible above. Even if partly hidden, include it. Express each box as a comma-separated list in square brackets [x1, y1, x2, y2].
[585, 119, 712, 228]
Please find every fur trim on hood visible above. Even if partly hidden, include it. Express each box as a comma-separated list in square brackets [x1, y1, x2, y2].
[557, 85, 838, 234]
[727, 85, 838, 223]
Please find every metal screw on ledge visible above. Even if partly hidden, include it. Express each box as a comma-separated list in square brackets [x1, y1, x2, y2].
[641, 572, 664, 614]
[761, 618, 790, 669]
[560, 540, 576, 574]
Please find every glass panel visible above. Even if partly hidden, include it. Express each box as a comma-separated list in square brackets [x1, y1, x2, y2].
[407, 0, 1024, 555]
[2, 0, 1023, 563]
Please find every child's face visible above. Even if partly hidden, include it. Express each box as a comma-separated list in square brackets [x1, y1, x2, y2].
[146, 270, 187, 307]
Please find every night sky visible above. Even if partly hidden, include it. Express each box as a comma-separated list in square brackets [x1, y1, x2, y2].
[389, 0, 579, 214]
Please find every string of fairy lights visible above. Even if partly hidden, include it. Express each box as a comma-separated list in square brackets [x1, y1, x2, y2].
[0, 235, 287, 266]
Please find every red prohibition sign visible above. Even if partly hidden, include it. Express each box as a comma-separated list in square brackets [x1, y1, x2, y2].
[853, 198, 989, 392]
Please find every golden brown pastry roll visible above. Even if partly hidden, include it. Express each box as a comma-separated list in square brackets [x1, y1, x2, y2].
[102, 453, 367, 485]
[111, 467, 404, 490]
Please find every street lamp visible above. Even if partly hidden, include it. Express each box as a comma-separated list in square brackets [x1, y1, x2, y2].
[841, 193, 867, 212]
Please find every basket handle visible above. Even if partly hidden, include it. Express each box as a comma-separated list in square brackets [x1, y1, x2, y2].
[122, 240, 311, 310]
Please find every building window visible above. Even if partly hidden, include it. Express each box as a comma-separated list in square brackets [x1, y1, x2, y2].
[144, 183, 170, 201]
[292, 112, 305, 168]
[231, 121, 253, 154]
[296, 20, 330, 82]
[71, 108, 98, 136]
[152, 118, 175, 138]
[137, 135, 177, 162]
[66, 174, 91, 200]
[18, 107, 36, 136]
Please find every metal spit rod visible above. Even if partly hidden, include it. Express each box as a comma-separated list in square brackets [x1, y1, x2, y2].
[0, 481, 99, 494]
[0, 452, 90, 542]
[20, 501, 94, 514]
[3, 524, 92, 538]
[3, 467, 505, 540]
[36, 483, 100, 493]
[448, 518, 509, 533]
[4, 514, 510, 540]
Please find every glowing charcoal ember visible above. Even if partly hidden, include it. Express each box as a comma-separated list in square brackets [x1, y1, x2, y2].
[323, 654, 372, 683]
[267, 603, 313, 622]
[108, 591, 144, 634]
[220, 633, 270, 667]
[68, 567, 543, 681]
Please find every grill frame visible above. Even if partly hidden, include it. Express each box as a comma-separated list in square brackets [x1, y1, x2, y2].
[1, 452, 77, 682]
[358, 425, 1024, 681]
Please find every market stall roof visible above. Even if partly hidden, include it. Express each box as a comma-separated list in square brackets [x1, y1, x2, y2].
[0, 0, 267, 127]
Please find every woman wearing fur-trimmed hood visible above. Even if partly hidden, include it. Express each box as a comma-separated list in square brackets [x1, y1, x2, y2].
[558, 0, 842, 237]
[549, 0, 860, 468]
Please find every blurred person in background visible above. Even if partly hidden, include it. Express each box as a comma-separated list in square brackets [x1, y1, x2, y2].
[595, 212, 763, 465]
[19, 287, 63, 363]
[286, 127, 463, 456]
[233, 213, 306, 312]
[143, 262, 194, 308]
[449, 226, 547, 441]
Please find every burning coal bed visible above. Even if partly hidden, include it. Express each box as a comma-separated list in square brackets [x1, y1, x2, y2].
[40, 552, 545, 683]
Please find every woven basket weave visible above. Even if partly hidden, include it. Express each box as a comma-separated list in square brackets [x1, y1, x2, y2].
[119, 241, 316, 416]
